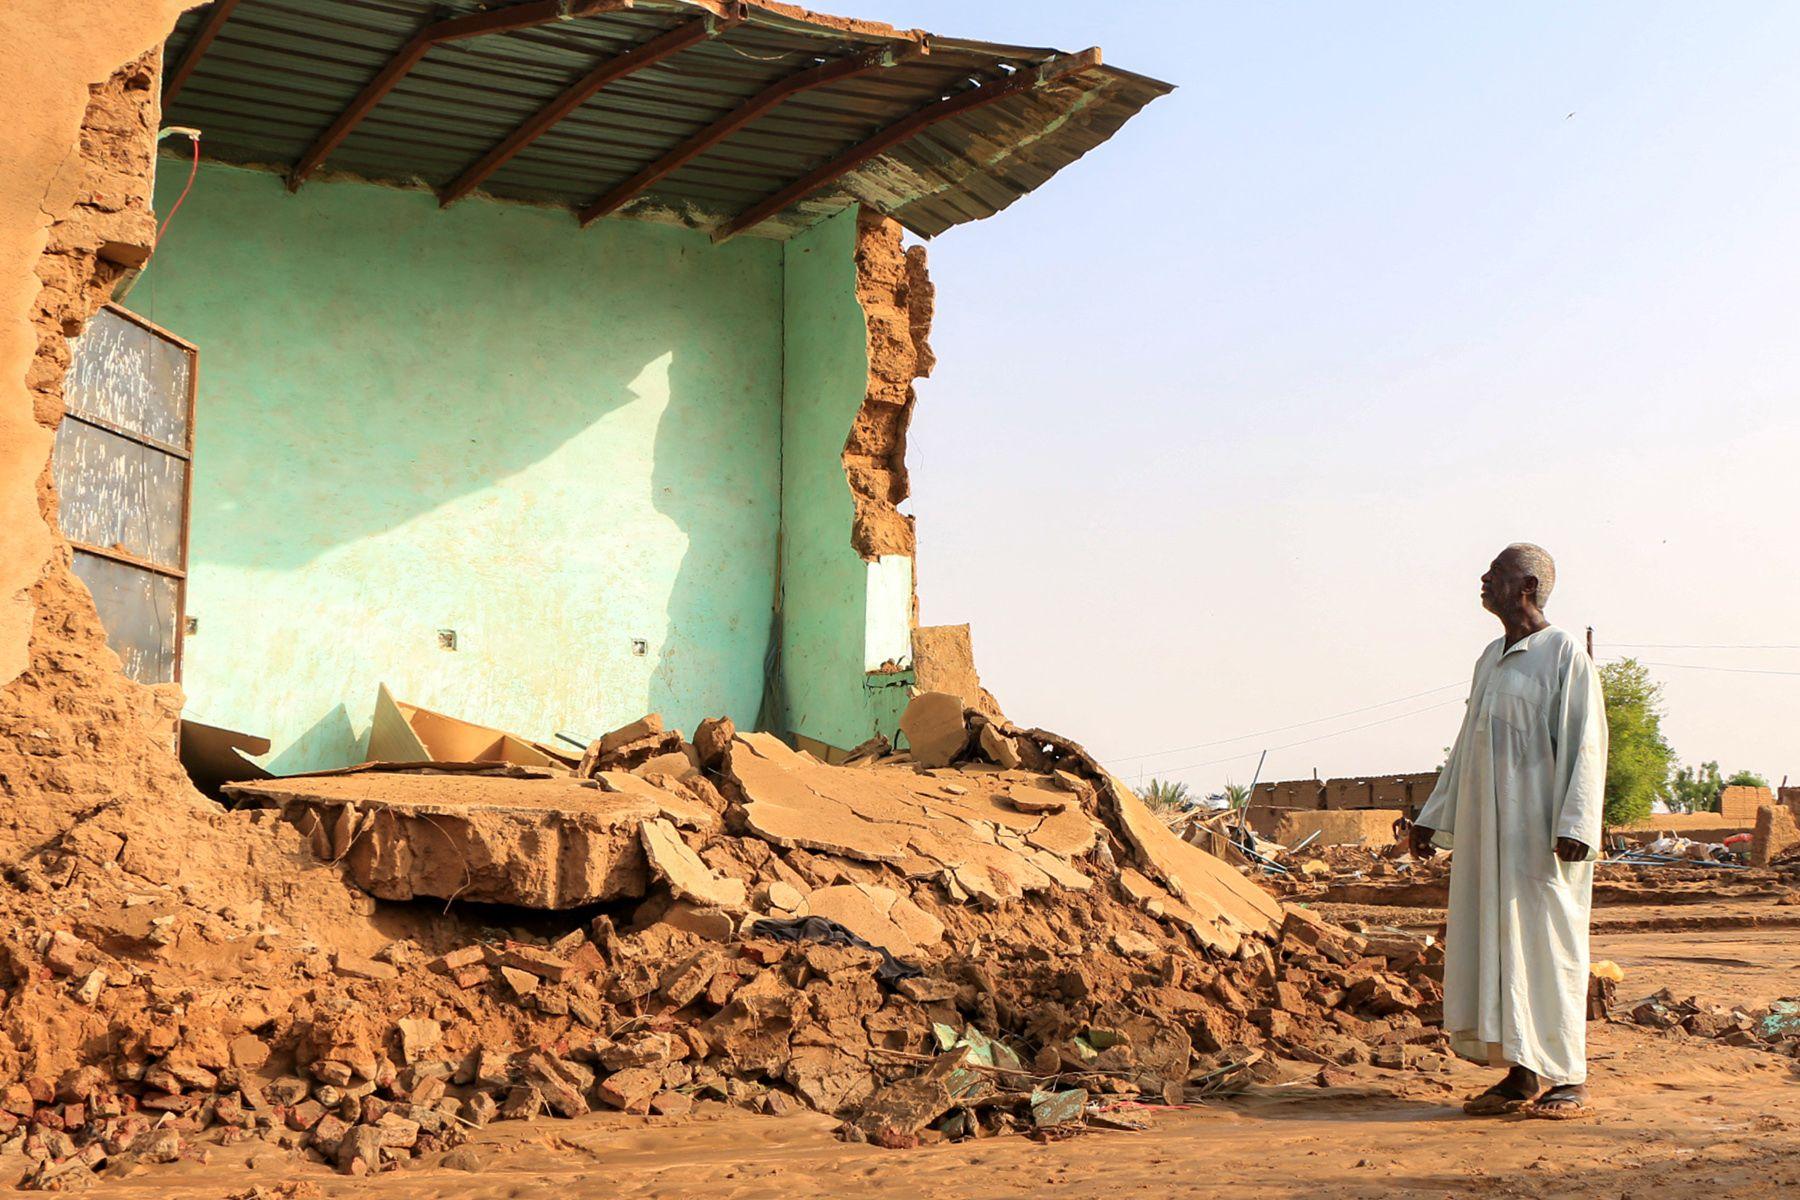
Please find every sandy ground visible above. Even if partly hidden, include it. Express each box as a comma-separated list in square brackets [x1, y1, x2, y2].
[78, 910, 1800, 1200]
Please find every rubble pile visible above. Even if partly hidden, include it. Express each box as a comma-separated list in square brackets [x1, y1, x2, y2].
[0, 695, 1457, 1184]
[1623, 990, 1800, 1058]
[1259, 844, 1449, 895]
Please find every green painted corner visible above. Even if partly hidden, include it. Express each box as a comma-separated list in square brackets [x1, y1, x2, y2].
[778, 210, 915, 751]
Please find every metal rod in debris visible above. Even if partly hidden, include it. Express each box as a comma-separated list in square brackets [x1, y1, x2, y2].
[1235, 749, 1269, 839]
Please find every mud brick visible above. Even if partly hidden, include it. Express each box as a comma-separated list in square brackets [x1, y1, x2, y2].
[374, 1113, 420, 1149]
[490, 942, 574, 983]
[499, 1085, 542, 1122]
[449, 965, 491, 989]
[463, 1092, 498, 1128]
[310, 1113, 350, 1156]
[432, 946, 486, 973]
[285, 1100, 326, 1131]
[596, 1068, 660, 1114]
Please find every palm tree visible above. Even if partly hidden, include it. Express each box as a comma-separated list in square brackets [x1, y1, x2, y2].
[1141, 778, 1191, 812]
[1221, 781, 1252, 811]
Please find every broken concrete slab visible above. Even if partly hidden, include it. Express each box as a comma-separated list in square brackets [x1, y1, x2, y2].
[226, 772, 717, 909]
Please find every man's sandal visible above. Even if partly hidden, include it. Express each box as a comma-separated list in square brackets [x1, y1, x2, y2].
[1524, 1085, 1591, 1120]
[1463, 1084, 1540, 1116]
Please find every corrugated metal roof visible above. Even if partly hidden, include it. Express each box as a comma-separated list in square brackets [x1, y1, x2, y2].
[161, 0, 1172, 239]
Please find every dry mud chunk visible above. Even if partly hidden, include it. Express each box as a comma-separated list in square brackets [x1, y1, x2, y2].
[596, 1068, 661, 1114]
[899, 693, 969, 768]
[1109, 778, 1283, 936]
[979, 724, 1022, 769]
[728, 735, 908, 863]
[692, 717, 736, 769]
[640, 819, 747, 910]
[799, 884, 943, 958]
[599, 715, 665, 757]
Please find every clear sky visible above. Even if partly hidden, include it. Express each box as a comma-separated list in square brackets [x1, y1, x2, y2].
[852, 1, 1800, 795]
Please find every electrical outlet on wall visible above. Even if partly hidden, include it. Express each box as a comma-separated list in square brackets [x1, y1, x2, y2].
[437, 629, 458, 651]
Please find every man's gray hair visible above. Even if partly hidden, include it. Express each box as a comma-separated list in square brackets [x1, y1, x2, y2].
[1507, 542, 1556, 608]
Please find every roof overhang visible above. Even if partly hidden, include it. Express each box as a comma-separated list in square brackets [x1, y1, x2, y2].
[160, 0, 1173, 241]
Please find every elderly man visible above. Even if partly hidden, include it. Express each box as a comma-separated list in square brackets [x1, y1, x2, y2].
[1411, 543, 1608, 1119]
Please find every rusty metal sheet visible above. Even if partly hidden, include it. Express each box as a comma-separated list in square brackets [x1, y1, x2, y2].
[163, 0, 1172, 238]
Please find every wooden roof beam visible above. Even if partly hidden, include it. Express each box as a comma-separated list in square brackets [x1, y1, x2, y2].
[288, 0, 636, 190]
[712, 47, 1102, 244]
[162, 0, 244, 106]
[440, 8, 744, 209]
[577, 38, 926, 227]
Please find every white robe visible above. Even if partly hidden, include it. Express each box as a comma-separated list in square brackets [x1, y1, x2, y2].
[1414, 625, 1608, 1085]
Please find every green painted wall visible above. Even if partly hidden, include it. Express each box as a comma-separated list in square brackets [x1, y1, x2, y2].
[140, 163, 783, 771]
[778, 211, 915, 751]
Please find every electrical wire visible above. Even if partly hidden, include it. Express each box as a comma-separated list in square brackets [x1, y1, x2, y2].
[1601, 642, 1800, 651]
[1120, 696, 1467, 778]
[155, 133, 201, 246]
[1103, 680, 1465, 763]
[1627, 660, 1800, 678]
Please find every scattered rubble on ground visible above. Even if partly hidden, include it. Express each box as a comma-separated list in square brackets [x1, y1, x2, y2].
[0, 691, 1478, 1185]
[1622, 989, 1800, 1057]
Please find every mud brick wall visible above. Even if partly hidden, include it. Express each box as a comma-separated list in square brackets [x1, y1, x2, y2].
[1, 11, 206, 861]
[1718, 785, 1774, 821]
[845, 209, 933, 560]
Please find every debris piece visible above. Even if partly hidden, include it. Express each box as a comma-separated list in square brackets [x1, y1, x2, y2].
[641, 819, 748, 910]
[692, 717, 736, 770]
[1030, 1087, 1088, 1129]
[979, 724, 1022, 769]
[899, 693, 970, 768]
[853, 1048, 991, 1142]
[596, 1068, 661, 1114]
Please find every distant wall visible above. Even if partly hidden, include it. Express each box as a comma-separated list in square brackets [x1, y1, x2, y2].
[1250, 772, 1439, 817]
[1718, 785, 1775, 821]
[141, 163, 784, 770]
[1274, 808, 1404, 849]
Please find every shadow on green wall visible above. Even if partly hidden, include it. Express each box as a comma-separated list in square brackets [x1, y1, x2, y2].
[642, 348, 780, 738]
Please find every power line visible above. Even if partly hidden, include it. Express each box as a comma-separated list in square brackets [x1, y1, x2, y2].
[1601, 642, 1800, 651]
[1136, 696, 1467, 778]
[1103, 680, 1466, 763]
[1630, 660, 1800, 678]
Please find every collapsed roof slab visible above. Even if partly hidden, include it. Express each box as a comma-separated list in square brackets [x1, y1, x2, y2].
[227, 771, 720, 908]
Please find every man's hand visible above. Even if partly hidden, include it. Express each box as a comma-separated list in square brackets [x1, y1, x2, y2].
[1554, 837, 1589, 863]
[1410, 823, 1439, 858]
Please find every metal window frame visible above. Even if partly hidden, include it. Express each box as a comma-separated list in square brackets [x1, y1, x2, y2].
[62, 302, 199, 683]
